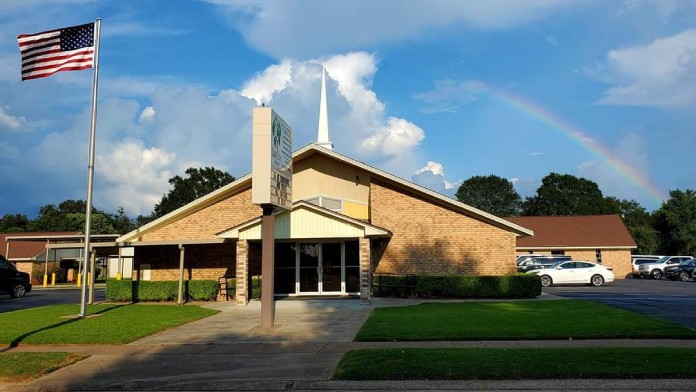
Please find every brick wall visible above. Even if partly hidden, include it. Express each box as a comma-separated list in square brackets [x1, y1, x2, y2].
[528, 248, 632, 279]
[134, 243, 236, 281]
[370, 179, 517, 276]
[142, 188, 261, 241]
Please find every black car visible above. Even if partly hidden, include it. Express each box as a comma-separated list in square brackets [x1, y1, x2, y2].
[0, 255, 32, 298]
[664, 259, 696, 282]
[516, 255, 572, 273]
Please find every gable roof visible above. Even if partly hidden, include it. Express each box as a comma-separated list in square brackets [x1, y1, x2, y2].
[217, 200, 391, 240]
[118, 144, 533, 242]
[505, 215, 636, 249]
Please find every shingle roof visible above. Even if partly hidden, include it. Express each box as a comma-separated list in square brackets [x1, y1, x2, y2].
[505, 215, 636, 248]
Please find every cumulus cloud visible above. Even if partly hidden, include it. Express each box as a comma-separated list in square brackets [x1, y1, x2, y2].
[587, 29, 696, 107]
[241, 61, 293, 105]
[139, 106, 156, 122]
[412, 161, 455, 194]
[0, 107, 27, 131]
[204, 0, 584, 58]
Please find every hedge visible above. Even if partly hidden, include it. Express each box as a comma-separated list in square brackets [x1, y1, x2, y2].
[106, 279, 219, 302]
[219, 276, 262, 299]
[373, 274, 541, 299]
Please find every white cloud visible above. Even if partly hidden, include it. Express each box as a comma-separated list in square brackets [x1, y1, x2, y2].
[412, 161, 455, 194]
[240, 61, 293, 105]
[587, 29, 696, 107]
[0, 107, 27, 131]
[362, 117, 425, 157]
[139, 106, 156, 122]
[619, 0, 696, 18]
[204, 0, 584, 58]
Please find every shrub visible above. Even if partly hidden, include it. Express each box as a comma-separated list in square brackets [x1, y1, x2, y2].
[106, 279, 220, 302]
[373, 274, 541, 299]
[31, 266, 67, 285]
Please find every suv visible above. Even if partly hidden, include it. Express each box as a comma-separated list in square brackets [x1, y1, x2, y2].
[517, 255, 572, 273]
[0, 255, 32, 298]
[638, 256, 694, 280]
[664, 259, 696, 281]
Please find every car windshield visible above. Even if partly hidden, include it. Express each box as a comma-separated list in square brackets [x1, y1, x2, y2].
[549, 260, 566, 268]
[656, 256, 671, 263]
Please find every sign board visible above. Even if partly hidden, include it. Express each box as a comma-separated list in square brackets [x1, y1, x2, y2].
[252, 107, 293, 210]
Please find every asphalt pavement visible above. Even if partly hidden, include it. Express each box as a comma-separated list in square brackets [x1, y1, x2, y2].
[0, 285, 105, 313]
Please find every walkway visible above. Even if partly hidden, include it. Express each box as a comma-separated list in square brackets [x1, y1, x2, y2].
[3, 297, 696, 391]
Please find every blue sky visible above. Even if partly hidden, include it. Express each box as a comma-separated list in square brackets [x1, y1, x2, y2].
[1, 0, 695, 218]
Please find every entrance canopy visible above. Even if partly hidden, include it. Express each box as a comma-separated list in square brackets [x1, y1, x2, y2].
[216, 200, 391, 240]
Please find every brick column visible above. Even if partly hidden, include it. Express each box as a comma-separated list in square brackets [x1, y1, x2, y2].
[359, 237, 372, 305]
[236, 240, 249, 306]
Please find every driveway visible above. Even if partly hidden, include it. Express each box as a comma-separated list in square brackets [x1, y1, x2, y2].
[544, 278, 696, 330]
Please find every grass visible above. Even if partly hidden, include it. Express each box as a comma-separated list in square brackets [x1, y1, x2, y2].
[0, 304, 218, 345]
[0, 352, 90, 382]
[355, 300, 696, 341]
[334, 348, 696, 380]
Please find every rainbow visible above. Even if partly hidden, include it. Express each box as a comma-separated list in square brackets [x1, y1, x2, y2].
[484, 87, 667, 205]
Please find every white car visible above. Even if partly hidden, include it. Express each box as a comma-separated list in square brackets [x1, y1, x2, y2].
[527, 261, 614, 287]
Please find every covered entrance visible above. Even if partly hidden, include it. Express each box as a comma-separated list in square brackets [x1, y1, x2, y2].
[274, 241, 360, 296]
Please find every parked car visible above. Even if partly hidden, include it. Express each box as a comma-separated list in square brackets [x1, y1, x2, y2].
[0, 255, 32, 298]
[527, 260, 614, 287]
[632, 258, 661, 277]
[516, 254, 545, 264]
[638, 256, 694, 280]
[516, 255, 572, 273]
[664, 259, 696, 282]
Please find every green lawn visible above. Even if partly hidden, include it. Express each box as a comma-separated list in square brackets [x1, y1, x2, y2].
[334, 348, 696, 380]
[0, 304, 218, 345]
[355, 300, 696, 341]
[0, 352, 90, 382]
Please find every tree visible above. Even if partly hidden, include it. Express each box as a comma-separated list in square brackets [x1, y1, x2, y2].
[0, 214, 30, 232]
[152, 167, 235, 218]
[28, 200, 117, 234]
[609, 197, 658, 254]
[455, 175, 522, 216]
[522, 173, 619, 216]
[652, 189, 696, 256]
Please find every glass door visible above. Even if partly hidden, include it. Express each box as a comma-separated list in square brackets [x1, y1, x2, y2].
[298, 243, 319, 293]
[321, 242, 342, 293]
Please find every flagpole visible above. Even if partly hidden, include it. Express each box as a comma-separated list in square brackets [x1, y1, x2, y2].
[79, 18, 101, 317]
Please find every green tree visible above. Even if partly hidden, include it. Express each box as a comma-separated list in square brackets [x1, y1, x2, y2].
[455, 175, 522, 216]
[608, 197, 658, 254]
[111, 207, 136, 234]
[652, 189, 696, 256]
[28, 200, 117, 234]
[522, 173, 619, 216]
[0, 214, 30, 232]
[152, 167, 235, 218]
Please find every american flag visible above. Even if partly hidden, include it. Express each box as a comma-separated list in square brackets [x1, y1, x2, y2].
[17, 22, 95, 81]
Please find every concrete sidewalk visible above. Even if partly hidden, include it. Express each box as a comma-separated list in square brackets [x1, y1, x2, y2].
[3, 297, 696, 391]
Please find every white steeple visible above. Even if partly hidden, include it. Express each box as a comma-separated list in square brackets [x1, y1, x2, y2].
[316, 66, 333, 150]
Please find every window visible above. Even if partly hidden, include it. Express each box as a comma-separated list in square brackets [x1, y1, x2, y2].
[306, 195, 343, 212]
[595, 249, 602, 264]
[551, 250, 565, 255]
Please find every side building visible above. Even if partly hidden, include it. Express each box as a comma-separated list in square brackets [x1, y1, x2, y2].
[506, 215, 637, 278]
[116, 144, 533, 304]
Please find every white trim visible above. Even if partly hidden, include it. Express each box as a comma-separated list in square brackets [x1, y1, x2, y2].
[517, 246, 637, 250]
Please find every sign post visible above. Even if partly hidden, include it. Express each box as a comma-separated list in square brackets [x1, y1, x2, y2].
[252, 107, 292, 329]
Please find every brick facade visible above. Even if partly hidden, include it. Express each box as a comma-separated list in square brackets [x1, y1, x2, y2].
[526, 248, 632, 279]
[142, 188, 260, 241]
[370, 179, 517, 276]
[134, 243, 235, 281]
[359, 237, 371, 304]
[235, 240, 248, 305]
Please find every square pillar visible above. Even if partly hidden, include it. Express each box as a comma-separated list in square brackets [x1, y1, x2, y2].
[359, 237, 372, 305]
[235, 240, 249, 306]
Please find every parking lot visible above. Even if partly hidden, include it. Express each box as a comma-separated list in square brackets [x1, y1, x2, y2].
[545, 278, 696, 330]
[0, 286, 105, 313]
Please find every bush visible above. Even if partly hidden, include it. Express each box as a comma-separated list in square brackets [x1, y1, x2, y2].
[31, 266, 67, 285]
[106, 279, 220, 302]
[373, 274, 541, 299]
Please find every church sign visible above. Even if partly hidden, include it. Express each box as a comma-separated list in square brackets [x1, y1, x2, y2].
[252, 107, 293, 210]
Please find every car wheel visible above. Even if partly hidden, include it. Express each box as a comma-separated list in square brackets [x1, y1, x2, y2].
[540, 275, 552, 287]
[10, 284, 27, 298]
[591, 274, 605, 287]
[651, 270, 663, 280]
[679, 271, 690, 282]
